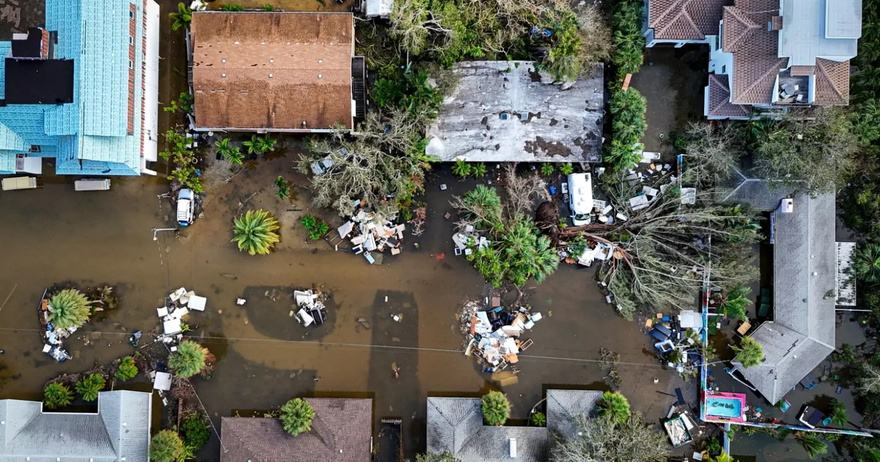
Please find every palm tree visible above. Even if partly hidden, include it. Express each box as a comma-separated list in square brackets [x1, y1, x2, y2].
[48, 289, 94, 329]
[280, 398, 315, 436]
[168, 340, 209, 378]
[795, 432, 828, 459]
[499, 218, 559, 286]
[854, 244, 880, 282]
[75, 373, 106, 402]
[215, 138, 243, 165]
[169, 3, 192, 31]
[733, 336, 764, 368]
[481, 391, 510, 426]
[44, 382, 73, 409]
[242, 135, 276, 155]
[830, 399, 848, 426]
[232, 209, 281, 255]
[115, 356, 139, 381]
[150, 430, 185, 462]
[597, 391, 631, 426]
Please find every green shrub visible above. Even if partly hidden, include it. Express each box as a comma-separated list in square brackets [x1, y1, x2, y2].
[481, 391, 510, 426]
[300, 215, 330, 240]
[540, 163, 555, 176]
[607, 88, 647, 171]
[220, 3, 244, 11]
[611, 0, 645, 78]
[44, 382, 73, 409]
[180, 414, 211, 453]
[150, 430, 185, 462]
[530, 412, 546, 427]
[280, 398, 315, 436]
[559, 163, 574, 175]
[472, 162, 487, 178]
[453, 159, 471, 177]
[115, 356, 139, 381]
[75, 373, 106, 402]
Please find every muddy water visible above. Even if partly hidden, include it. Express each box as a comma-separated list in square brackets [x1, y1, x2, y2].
[0, 2, 682, 460]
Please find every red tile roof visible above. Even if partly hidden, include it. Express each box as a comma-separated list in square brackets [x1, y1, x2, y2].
[707, 74, 752, 117]
[649, 0, 731, 40]
[814, 59, 850, 106]
[728, 0, 788, 104]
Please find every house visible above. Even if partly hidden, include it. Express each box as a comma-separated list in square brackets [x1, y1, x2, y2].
[721, 178, 839, 404]
[0, 0, 160, 176]
[426, 390, 602, 461]
[0, 390, 152, 461]
[220, 398, 372, 462]
[425, 61, 605, 163]
[189, 12, 366, 133]
[644, 0, 860, 119]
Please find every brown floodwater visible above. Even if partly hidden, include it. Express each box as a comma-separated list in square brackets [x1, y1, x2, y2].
[0, 1, 686, 460]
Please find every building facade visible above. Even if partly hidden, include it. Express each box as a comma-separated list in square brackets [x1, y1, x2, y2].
[0, 0, 160, 176]
[645, 0, 860, 119]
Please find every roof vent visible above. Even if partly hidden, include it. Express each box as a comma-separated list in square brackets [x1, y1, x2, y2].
[770, 16, 783, 30]
[510, 438, 517, 458]
[318, 59, 323, 64]
[261, 41, 266, 45]
[269, 73, 274, 78]
[221, 58, 226, 63]
[234, 41, 240, 45]
[318, 74, 323, 79]
[269, 59, 274, 63]
[302, 120, 307, 127]
[221, 73, 226, 78]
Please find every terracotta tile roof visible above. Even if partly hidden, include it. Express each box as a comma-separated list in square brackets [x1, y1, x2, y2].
[790, 65, 816, 76]
[649, 0, 730, 40]
[814, 58, 850, 106]
[721, 6, 759, 53]
[707, 74, 752, 117]
[728, 0, 787, 104]
[191, 12, 354, 131]
[220, 398, 372, 462]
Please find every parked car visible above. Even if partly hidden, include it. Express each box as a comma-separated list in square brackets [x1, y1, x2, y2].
[310, 156, 334, 175]
[177, 188, 195, 227]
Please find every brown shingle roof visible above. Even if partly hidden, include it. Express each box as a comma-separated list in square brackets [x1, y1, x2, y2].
[814, 59, 850, 106]
[649, 0, 731, 40]
[220, 398, 372, 462]
[790, 65, 816, 76]
[191, 12, 354, 131]
[707, 74, 752, 117]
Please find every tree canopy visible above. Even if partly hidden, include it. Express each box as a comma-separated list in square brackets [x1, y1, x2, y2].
[551, 412, 670, 462]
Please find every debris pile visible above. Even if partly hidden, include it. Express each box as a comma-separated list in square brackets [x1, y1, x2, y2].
[646, 309, 704, 377]
[337, 206, 407, 264]
[461, 300, 540, 372]
[156, 287, 207, 348]
[38, 286, 119, 363]
[292, 289, 327, 327]
[451, 225, 490, 257]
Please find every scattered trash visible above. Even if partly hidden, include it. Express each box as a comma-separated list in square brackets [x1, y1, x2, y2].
[337, 206, 407, 263]
[236, 298, 247, 305]
[459, 297, 539, 372]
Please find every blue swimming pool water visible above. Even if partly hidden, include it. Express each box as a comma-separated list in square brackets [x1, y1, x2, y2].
[706, 398, 742, 418]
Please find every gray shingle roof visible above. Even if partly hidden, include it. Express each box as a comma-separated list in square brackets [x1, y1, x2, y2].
[427, 390, 602, 462]
[0, 390, 152, 462]
[545, 390, 602, 440]
[732, 192, 837, 404]
[715, 169, 799, 212]
[220, 398, 372, 462]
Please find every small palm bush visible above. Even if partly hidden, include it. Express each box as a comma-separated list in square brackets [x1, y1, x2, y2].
[169, 2, 192, 31]
[216, 138, 243, 166]
[481, 391, 510, 426]
[280, 398, 315, 436]
[597, 391, 631, 425]
[796, 432, 827, 459]
[232, 209, 281, 255]
[559, 163, 574, 175]
[472, 162, 487, 178]
[150, 430, 185, 462]
[169, 340, 209, 379]
[530, 411, 546, 427]
[44, 383, 73, 409]
[115, 356, 139, 381]
[854, 243, 880, 282]
[48, 289, 93, 329]
[301, 215, 330, 240]
[540, 163, 555, 176]
[75, 373, 106, 402]
[453, 159, 471, 177]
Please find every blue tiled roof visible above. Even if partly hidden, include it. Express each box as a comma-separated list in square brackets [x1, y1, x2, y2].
[0, 122, 29, 152]
[0, 151, 15, 174]
[0, 43, 9, 100]
[0, 0, 149, 176]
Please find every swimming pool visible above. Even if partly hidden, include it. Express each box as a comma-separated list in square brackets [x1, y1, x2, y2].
[706, 397, 743, 418]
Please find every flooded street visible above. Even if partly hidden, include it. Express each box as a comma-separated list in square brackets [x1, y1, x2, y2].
[0, 0, 682, 460]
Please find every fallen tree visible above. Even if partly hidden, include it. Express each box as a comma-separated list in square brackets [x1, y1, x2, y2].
[562, 169, 760, 320]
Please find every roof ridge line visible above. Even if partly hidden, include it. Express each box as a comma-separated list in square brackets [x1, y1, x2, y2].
[733, 57, 787, 104]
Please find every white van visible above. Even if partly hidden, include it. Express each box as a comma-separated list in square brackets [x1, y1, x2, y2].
[567, 173, 593, 226]
[74, 179, 111, 191]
